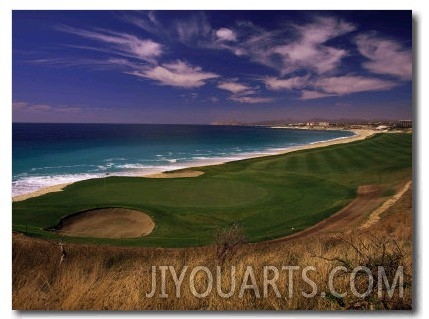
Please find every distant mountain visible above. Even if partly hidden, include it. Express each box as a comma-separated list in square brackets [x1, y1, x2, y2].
[250, 118, 296, 126]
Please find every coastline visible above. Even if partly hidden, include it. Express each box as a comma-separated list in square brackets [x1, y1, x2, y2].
[276, 129, 374, 155]
[12, 129, 375, 202]
[12, 183, 72, 202]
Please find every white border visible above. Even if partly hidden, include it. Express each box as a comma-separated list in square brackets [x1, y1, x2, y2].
[2, 1, 426, 318]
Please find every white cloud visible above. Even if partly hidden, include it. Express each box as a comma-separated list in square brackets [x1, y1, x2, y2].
[229, 96, 274, 104]
[217, 79, 272, 104]
[230, 29, 280, 70]
[297, 75, 399, 100]
[124, 11, 212, 47]
[216, 28, 237, 42]
[264, 76, 309, 91]
[314, 75, 397, 95]
[175, 13, 212, 44]
[207, 15, 409, 97]
[296, 17, 356, 45]
[273, 17, 356, 74]
[208, 16, 356, 76]
[12, 101, 81, 113]
[12, 101, 28, 110]
[299, 90, 337, 100]
[217, 81, 252, 94]
[356, 33, 412, 80]
[275, 44, 347, 75]
[57, 25, 163, 63]
[130, 60, 219, 88]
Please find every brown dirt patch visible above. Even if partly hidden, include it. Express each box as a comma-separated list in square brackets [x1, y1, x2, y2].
[267, 185, 383, 243]
[57, 208, 155, 238]
[360, 181, 412, 230]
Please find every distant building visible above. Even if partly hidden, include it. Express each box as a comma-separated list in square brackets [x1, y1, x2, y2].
[376, 125, 388, 130]
[396, 120, 412, 129]
[317, 122, 330, 127]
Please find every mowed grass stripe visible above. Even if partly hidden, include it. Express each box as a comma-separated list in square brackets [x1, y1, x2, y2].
[284, 155, 299, 172]
[360, 142, 406, 159]
[315, 148, 348, 174]
[305, 152, 321, 173]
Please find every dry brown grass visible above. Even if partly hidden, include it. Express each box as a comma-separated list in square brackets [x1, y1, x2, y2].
[12, 185, 412, 310]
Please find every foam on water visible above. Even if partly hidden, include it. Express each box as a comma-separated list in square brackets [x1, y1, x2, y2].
[12, 124, 355, 197]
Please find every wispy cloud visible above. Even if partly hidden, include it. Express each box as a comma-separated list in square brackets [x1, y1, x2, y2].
[313, 75, 397, 95]
[214, 23, 280, 70]
[29, 57, 120, 71]
[207, 17, 356, 76]
[264, 75, 309, 91]
[299, 90, 337, 100]
[57, 25, 163, 63]
[13, 101, 81, 113]
[122, 11, 169, 40]
[229, 96, 274, 104]
[217, 80, 253, 94]
[355, 33, 412, 80]
[262, 73, 398, 100]
[216, 79, 271, 104]
[44, 23, 219, 89]
[125, 11, 213, 47]
[129, 60, 219, 88]
[272, 17, 355, 75]
[215, 28, 237, 42]
[175, 13, 212, 44]
[33, 13, 408, 104]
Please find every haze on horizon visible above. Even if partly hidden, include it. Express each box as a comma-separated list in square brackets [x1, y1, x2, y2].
[12, 10, 412, 124]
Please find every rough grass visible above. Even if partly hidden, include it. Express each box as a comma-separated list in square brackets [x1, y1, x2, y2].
[12, 133, 412, 247]
[12, 185, 413, 310]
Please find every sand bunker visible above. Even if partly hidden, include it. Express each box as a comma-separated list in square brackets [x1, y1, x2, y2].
[145, 170, 204, 178]
[57, 208, 155, 238]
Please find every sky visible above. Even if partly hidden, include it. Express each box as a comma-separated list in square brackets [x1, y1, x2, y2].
[12, 10, 412, 124]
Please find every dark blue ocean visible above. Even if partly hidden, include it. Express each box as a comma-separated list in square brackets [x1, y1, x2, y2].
[12, 123, 354, 196]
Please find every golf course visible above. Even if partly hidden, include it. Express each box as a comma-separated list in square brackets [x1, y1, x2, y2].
[12, 133, 412, 247]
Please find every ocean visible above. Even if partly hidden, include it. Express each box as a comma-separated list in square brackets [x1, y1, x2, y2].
[12, 123, 355, 197]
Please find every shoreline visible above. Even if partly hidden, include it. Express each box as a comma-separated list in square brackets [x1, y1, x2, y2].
[12, 129, 375, 202]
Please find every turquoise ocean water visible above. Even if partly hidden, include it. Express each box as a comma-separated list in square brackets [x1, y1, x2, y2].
[12, 123, 355, 196]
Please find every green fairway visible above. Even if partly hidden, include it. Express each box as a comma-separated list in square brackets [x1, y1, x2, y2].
[12, 133, 412, 247]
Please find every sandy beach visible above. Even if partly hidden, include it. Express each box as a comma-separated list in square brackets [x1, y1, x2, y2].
[276, 129, 375, 155]
[12, 183, 72, 202]
[12, 129, 376, 202]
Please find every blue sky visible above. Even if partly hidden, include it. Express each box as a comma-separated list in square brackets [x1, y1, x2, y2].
[12, 10, 412, 123]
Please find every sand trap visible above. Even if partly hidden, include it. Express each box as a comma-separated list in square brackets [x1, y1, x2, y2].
[57, 208, 155, 238]
[145, 170, 204, 178]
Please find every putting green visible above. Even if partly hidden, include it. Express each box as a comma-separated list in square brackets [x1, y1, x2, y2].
[12, 133, 412, 247]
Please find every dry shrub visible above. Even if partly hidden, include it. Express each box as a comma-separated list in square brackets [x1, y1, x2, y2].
[215, 223, 246, 263]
